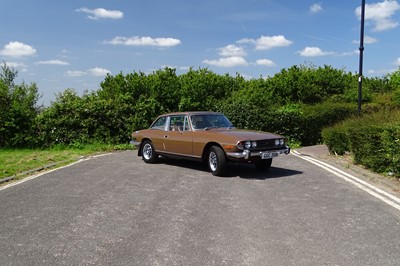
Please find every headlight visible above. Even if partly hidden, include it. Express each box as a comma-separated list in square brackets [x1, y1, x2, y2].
[275, 139, 284, 146]
[237, 142, 244, 150]
[237, 140, 257, 150]
[245, 141, 251, 149]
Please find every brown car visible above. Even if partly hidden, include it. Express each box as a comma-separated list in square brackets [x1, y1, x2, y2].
[131, 111, 290, 176]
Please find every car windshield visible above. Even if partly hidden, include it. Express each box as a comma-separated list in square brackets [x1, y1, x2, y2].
[190, 114, 234, 130]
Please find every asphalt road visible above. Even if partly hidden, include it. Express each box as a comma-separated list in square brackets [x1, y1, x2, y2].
[0, 151, 399, 266]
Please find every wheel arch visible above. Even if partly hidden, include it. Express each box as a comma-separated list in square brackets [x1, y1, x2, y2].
[202, 142, 226, 162]
[137, 138, 152, 156]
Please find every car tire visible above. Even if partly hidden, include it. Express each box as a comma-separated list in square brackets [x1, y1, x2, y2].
[141, 140, 158, 163]
[255, 158, 272, 170]
[208, 146, 226, 176]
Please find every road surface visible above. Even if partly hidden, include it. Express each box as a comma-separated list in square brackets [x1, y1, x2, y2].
[0, 151, 399, 265]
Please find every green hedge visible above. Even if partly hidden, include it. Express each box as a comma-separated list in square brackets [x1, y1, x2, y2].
[218, 102, 357, 146]
[2, 63, 400, 149]
[322, 110, 400, 177]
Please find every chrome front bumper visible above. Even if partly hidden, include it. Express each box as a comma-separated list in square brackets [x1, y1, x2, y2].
[226, 146, 290, 160]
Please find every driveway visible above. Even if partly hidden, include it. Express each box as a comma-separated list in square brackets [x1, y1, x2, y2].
[0, 151, 399, 265]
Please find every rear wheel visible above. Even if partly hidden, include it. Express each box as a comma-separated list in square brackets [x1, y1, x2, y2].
[255, 158, 272, 170]
[208, 146, 226, 176]
[141, 140, 158, 163]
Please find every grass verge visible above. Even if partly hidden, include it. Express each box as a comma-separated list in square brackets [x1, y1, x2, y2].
[0, 143, 133, 181]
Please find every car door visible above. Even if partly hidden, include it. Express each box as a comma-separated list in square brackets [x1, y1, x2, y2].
[147, 115, 169, 152]
[163, 115, 194, 156]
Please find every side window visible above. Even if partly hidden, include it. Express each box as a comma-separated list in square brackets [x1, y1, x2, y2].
[169, 115, 189, 132]
[150, 116, 167, 131]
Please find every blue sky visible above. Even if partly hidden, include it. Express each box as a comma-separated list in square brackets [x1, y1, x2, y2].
[1, 0, 400, 105]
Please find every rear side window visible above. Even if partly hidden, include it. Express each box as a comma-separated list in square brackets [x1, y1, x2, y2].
[169, 115, 190, 132]
[150, 116, 167, 131]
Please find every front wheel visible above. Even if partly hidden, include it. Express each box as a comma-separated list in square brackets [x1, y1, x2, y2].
[141, 140, 158, 163]
[208, 146, 227, 176]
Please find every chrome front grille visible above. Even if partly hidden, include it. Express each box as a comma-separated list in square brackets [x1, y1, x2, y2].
[257, 139, 280, 149]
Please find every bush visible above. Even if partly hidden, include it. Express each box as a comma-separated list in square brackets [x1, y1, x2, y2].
[322, 110, 400, 177]
[394, 88, 400, 106]
[321, 123, 350, 155]
[380, 126, 400, 176]
[219, 101, 357, 146]
[259, 102, 356, 146]
[216, 101, 266, 131]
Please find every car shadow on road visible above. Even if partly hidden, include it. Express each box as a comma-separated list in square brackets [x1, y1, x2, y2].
[224, 163, 303, 180]
[154, 157, 302, 180]
[155, 157, 208, 172]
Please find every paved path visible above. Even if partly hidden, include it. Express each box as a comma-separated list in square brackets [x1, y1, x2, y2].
[0, 151, 399, 265]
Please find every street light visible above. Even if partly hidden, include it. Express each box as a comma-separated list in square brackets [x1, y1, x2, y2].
[358, 0, 366, 115]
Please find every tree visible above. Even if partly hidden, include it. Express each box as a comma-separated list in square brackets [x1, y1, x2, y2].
[388, 66, 400, 89]
[0, 63, 40, 147]
[388, 67, 400, 105]
[178, 68, 243, 111]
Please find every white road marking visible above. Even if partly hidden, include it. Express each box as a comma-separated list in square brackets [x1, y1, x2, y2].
[292, 150, 400, 211]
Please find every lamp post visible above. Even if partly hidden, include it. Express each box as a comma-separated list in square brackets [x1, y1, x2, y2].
[358, 0, 366, 115]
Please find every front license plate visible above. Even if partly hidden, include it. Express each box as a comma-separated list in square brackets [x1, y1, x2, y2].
[261, 152, 278, 159]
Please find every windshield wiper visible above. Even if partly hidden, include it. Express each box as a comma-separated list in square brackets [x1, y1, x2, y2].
[204, 126, 217, 131]
[227, 124, 235, 129]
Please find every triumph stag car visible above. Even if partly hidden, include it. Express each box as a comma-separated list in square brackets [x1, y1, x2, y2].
[131, 112, 290, 176]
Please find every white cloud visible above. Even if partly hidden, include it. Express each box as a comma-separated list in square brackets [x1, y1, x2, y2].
[179, 66, 191, 71]
[0, 41, 36, 57]
[65, 70, 86, 77]
[364, 35, 378, 44]
[395, 57, 400, 66]
[35, 60, 69, 65]
[310, 3, 323, 13]
[88, 67, 111, 76]
[202, 56, 248, 67]
[367, 69, 377, 75]
[65, 67, 110, 77]
[352, 35, 378, 44]
[338, 50, 359, 57]
[58, 49, 71, 59]
[3, 61, 29, 73]
[240, 73, 254, 80]
[105, 36, 181, 47]
[356, 0, 400, 32]
[238, 35, 292, 50]
[367, 68, 394, 75]
[256, 59, 276, 67]
[297, 47, 334, 57]
[4, 61, 27, 68]
[76, 7, 123, 20]
[237, 38, 253, 44]
[218, 44, 246, 57]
